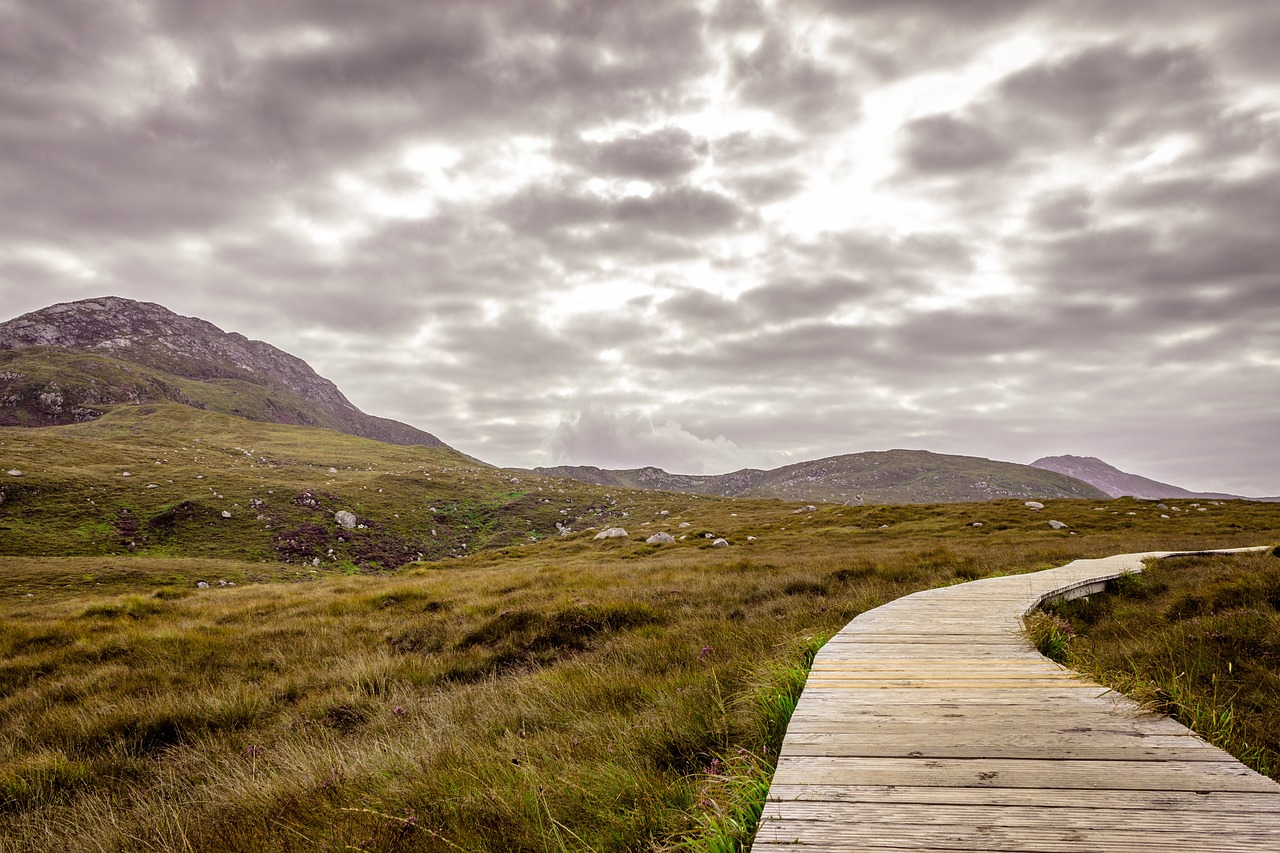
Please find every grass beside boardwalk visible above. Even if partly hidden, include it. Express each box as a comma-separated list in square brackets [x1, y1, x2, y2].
[6, 520, 1280, 850]
[1046, 548, 1280, 781]
[5, 410, 1280, 849]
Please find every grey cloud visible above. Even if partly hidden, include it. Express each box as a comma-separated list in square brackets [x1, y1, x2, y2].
[901, 114, 1013, 173]
[549, 407, 760, 474]
[739, 276, 873, 322]
[613, 186, 749, 235]
[712, 131, 805, 165]
[1016, 170, 1280, 314]
[497, 181, 750, 241]
[0, 0, 716, 248]
[3, 1, 1278, 496]
[728, 170, 808, 204]
[707, 0, 769, 32]
[1027, 190, 1093, 231]
[559, 127, 709, 180]
[802, 0, 1046, 22]
[729, 28, 854, 131]
[1222, 12, 1280, 77]
[997, 43, 1215, 142]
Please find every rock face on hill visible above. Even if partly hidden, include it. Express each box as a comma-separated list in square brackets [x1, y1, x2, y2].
[1030, 454, 1256, 500]
[0, 296, 446, 447]
[536, 449, 1108, 505]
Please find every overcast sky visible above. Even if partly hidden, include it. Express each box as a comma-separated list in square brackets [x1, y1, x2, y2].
[3, 1, 1278, 495]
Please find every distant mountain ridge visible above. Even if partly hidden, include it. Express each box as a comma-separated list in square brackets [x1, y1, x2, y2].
[0, 296, 446, 447]
[1030, 455, 1277, 501]
[535, 449, 1109, 505]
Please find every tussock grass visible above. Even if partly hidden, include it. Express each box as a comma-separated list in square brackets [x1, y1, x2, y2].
[1047, 548, 1280, 780]
[4, 410, 1280, 848]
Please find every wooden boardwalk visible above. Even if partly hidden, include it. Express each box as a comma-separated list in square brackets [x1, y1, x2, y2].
[755, 548, 1280, 851]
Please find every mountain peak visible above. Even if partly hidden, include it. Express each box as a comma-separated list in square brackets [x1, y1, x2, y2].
[0, 296, 445, 447]
[1030, 455, 1223, 499]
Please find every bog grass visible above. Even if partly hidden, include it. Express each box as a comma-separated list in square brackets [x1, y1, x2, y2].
[1046, 548, 1280, 781]
[4, 408, 1280, 850]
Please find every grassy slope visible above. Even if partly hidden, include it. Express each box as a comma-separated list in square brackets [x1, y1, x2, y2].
[537, 450, 1108, 505]
[0, 403, 602, 567]
[1044, 549, 1280, 781]
[735, 449, 1108, 503]
[2, 410, 1280, 850]
[0, 348, 444, 446]
[0, 348, 359, 432]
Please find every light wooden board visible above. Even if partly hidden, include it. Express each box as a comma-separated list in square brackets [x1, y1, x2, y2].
[755, 547, 1280, 851]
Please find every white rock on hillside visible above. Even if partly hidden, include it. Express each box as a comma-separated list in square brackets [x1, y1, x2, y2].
[793, 505, 817, 513]
[6, 469, 21, 476]
[335, 510, 357, 529]
[594, 527, 628, 540]
[646, 532, 676, 544]
[712, 538, 729, 547]
[1024, 501, 1044, 510]
[1048, 520, 1067, 530]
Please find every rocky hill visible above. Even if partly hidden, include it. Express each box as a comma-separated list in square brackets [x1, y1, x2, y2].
[536, 449, 1108, 505]
[0, 297, 445, 447]
[1030, 454, 1275, 501]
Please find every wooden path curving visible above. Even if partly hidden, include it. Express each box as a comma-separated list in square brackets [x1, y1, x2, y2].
[755, 548, 1280, 851]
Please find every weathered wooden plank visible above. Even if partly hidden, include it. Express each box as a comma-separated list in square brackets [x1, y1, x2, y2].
[764, 784, 1280, 811]
[777, 733, 1224, 761]
[761, 800, 1280, 826]
[769, 756, 1278, 792]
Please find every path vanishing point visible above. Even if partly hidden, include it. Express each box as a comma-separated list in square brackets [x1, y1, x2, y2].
[756, 548, 1280, 851]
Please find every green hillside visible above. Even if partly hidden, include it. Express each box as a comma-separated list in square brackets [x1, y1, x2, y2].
[537, 448, 1108, 505]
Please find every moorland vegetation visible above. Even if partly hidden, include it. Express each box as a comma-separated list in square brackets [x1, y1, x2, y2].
[1038, 548, 1280, 782]
[2, 405, 1279, 851]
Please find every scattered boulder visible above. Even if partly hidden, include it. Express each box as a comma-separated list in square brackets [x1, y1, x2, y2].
[335, 510, 357, 529]
[509, 477, 521, 484]
[793, 505, 817, 514]
[1024, 501, 1044, 510]
[594, 527, 629, 540]
[6, 469, 21, 476]
[1047, 520, 1067, 530]
[646, 532, 676, 545]
[747, 535, 757, 541]
[658, 510, 670, 516]
[328, 467, 338, 474]
[197, 581, 210, 589]
[678, 522, 691, 528]
[971, 522, 983, 527]
[712, 538, 729, 547]
[704, 533, 714, 539]
[221, 510, 232, 519]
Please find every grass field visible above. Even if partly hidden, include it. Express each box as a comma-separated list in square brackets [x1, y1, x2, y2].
[3, 406, 1280, 850]
[1044, 548, 1280, 782]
